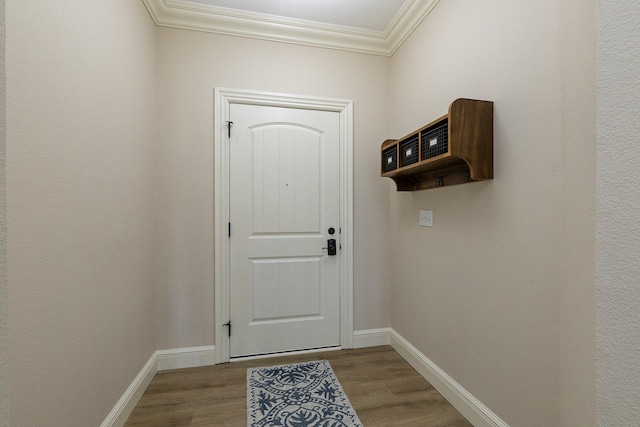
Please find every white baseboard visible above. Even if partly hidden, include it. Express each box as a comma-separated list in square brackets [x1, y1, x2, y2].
[389, 330, 509, 427]
[100, 352, 157, 427]
[352, 328, 391, 348]
[156, 345, 216, 371]
[101, 345, 216, 427]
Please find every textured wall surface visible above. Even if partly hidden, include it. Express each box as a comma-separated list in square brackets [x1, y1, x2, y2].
[156, 28, 391, 349]
[6, 1, 157, 425]
[388, 1, 596, 425]
[596, 1, 640, 424]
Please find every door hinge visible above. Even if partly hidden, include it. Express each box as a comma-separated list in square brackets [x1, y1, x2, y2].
[226, 121, 233, 138]
[223, 321, 232, 337]
[228, 222, 231, 238]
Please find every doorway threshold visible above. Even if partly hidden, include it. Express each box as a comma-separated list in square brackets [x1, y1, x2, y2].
[230, 346, 342, 363]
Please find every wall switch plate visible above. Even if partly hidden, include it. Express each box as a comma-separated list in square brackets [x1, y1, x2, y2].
[419, 210, 433, 227]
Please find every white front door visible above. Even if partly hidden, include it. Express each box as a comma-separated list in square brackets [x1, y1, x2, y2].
[229, 103, 341, 358]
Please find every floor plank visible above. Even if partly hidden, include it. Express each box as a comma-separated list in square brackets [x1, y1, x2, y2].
[125, 346, 472, 427]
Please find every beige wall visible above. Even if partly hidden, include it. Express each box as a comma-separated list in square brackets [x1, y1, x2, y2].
[156, 28, 391, 349]
[6, 1, 157, 425]
[388, 1, 595, 426]
[0, 0, 6, 425]
[558, 0, 596, 424]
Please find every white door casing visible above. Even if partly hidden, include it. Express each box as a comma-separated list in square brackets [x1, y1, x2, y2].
[214, 88, 354, 363]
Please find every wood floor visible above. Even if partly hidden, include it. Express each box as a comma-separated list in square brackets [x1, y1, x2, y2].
[125, 345, 472, 427]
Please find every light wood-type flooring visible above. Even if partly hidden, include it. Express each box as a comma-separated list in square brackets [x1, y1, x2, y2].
[125, 345, 472, 427]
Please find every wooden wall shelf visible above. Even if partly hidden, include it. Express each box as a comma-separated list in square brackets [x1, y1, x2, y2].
[381, 98, 493, 191]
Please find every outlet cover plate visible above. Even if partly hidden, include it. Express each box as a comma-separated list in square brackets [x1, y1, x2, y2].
[419, 210, 433, 227]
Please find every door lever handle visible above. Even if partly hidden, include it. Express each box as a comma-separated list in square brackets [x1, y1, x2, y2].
[322, 239, 337, 256]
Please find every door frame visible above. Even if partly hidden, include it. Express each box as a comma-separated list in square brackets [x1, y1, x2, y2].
[213, 88, 354, 363]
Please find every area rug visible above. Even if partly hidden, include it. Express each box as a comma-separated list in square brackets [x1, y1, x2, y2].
[247, 359, 363, 427]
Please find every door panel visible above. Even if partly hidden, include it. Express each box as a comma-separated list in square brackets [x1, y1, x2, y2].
[250, 257, 321, 320]
[229, 104, 340, 358]
[251, 126, 321, 234]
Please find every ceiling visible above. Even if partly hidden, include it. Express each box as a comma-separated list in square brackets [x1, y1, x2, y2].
[183, 0, 407, 32]
[142, 0, 440, 56]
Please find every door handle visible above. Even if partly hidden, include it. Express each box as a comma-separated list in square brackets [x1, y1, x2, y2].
[323, 239, 337, 256]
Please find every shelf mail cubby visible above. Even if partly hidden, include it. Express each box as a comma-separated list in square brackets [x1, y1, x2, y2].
[381, 98, 493, 191]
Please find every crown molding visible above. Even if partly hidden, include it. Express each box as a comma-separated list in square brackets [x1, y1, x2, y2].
[142, 0, 440, 56]
[386, 0, 440, 54]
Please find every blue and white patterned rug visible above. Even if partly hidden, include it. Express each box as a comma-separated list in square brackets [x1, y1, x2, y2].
[247, 359, 363, 427]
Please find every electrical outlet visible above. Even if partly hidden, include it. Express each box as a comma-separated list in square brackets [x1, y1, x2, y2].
[419, 210, 433, 227]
